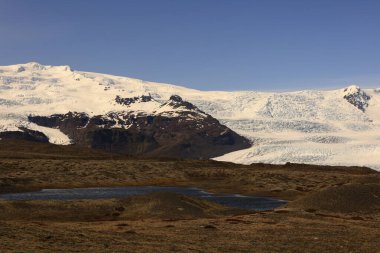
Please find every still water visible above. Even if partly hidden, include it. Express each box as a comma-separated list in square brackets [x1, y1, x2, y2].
[0, 186, 287, 211]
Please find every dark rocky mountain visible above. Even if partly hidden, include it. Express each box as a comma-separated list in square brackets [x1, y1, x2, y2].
[24, 96, 251, 159]
[343, 86, 371, 112]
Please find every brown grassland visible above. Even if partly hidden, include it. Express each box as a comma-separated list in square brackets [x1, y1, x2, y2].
[0, 139, 379, 252]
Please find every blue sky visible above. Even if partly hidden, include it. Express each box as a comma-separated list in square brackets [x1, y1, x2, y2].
[0, 0, 379, 91]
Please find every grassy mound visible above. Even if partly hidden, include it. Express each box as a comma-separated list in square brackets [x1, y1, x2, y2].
[289, 183, 380, 214]
[0, 138, 117, 159]
[117, 192, 246, 219]
[0, 192, 245, 221]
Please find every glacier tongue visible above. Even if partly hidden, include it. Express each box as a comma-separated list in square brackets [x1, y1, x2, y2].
[211, 88, 380, 171]
[0, 62, 380, 170]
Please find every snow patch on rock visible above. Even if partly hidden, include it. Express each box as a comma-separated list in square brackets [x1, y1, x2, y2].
[342, 85, 371, 112]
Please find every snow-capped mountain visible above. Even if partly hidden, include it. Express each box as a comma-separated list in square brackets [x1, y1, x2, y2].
[0, 62, 250, 159]
[0, 62, 379, 170]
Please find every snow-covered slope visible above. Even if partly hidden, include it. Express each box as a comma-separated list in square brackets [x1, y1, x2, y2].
[1, 62, 379, 170]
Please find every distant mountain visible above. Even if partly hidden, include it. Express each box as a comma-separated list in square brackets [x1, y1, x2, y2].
[0, 63, 250, 159]
[25, 95, 250, 159]
[0, 62, 379, 169]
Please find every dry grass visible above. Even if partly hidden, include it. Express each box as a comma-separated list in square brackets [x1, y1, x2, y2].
[0, 139, 379, 252]
[0, 192, 246, 222]
[288, 183, 380, 214]
[0, 210, 379, 253]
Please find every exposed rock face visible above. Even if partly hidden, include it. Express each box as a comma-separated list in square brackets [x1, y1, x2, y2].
[164, 95, 198, 111]
[27, 96, 251, 159]
[0, 128, 49, 143]
[343, 85, 371, 112]
[28, 112, 90, 129]
[115, 95, 153, 106]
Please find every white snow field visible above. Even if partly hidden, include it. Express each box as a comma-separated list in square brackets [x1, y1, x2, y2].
[0, 62, 379, 170]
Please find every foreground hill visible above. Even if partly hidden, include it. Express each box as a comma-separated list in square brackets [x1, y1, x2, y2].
[0, 62, 379, 168]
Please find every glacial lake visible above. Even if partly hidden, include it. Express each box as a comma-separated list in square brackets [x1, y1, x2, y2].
[0, 186, 287, 211]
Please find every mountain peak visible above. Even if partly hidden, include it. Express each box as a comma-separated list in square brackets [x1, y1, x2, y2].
[23, 62, 46, 70]
[343, 84, 361, 95]
[169, 95, 183, 103]
[342, 84, 370, 112]
[165, 95, 198, 111]
[25, 61, 43, 66]
[17, 62, 72, 72]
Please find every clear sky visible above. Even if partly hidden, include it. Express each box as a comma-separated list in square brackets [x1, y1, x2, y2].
[0, 0, 379, 91]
